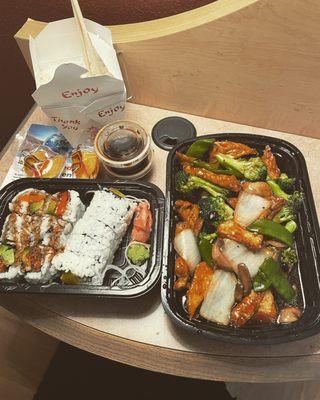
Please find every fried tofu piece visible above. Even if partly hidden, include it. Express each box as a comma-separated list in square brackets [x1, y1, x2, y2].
[217, 220, 263, 251]
[262, 145, 281, 179]
[230, 290, 264, 327]
[176, 151, 196, 163]
[209, 141, 257, 161]
[183, 164, 241, 192]
[187, 262, 214, 319]
[227, 197, 238, 209]
[173, 257, 190, 291]
[253, 290, 277, 323]
[175, 200, 203, 236]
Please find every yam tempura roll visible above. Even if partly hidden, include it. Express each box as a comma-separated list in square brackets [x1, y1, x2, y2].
[2, 213, 72, 251]
[17, 245, 56, 284]
[9, 189, 47, 215]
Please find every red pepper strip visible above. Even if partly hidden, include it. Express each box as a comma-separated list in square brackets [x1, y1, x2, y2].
[55, 191, 69, 217]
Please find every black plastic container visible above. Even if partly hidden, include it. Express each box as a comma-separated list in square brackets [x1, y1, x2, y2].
[0, 178, 164, 297]
[162, 133, 320, 344]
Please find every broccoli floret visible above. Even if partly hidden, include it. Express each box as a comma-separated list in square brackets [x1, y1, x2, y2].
[281, 247, 298, 272]
[267, 180, 290, 200]
[275, 173, 295, 193]
[267, 173, 296, 199]
[199, 196, 234, 230]
[273, 191, 304, 223]
[198, 232, 217, 242]
[215, 154, 267, 181]
[175, 171, 229, 198]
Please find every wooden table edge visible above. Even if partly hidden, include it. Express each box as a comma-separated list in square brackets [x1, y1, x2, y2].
[0, 295, 319, 383]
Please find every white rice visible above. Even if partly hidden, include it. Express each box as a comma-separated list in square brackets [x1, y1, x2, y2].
[24, 248, 57, 284]
[0, 266, 22, 281]
[62, 190, 85, 223]
[52, 190, 136, 285]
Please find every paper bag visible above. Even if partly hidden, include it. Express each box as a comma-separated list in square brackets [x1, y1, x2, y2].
[29, 16, 126, 147]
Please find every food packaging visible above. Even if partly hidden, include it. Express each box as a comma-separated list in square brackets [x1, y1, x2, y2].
[94, 121, 153, 179]
[0, 179, 164, 297]
[162, 133, 320, 345]
[27, 2, 126, 147]
[2, 124, 100, 188]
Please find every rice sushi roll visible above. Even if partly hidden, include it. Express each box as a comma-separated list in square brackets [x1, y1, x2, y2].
[52, 251, 108, 285]
[85, 190, 136, 237]
[0, 243, 21, 281]
[9, 189, 85, 223]
[52, 190, 136, 285]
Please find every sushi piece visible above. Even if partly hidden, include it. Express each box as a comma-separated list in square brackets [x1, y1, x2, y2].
[0, 243, 21, 281]
[17, 246, 56, 284]
[52, 251, 108, 285]
[9, 189, 85, 224]
[2, 213, 72, 251]
[39, 216, 73, 250]
[86, 190, 136, 230]
[51, 190, 85, 224]
[10, 189, 47, 215]
[52, 190, 136, 285]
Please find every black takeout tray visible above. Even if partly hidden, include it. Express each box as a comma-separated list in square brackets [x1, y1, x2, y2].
[0, 178, 165, 298]
[161, 133, 320, 344]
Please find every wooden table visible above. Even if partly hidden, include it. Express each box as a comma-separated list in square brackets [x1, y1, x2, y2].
[1, 103, 320, 384]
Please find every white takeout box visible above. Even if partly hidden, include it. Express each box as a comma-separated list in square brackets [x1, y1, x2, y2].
[29, 17, 126, 147]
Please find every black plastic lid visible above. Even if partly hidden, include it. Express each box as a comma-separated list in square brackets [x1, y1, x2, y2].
[151, 117, 197, 151]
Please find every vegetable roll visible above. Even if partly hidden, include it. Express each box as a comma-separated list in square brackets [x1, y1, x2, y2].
[85, 190, 136, 236]
[52, 190, 136, 285]
[52, 251, 108, 285]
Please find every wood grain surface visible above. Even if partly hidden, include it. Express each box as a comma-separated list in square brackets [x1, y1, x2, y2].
[0, 306, 58, 399]
[15, 0, 320, 139]
[0, 103, 319, 383]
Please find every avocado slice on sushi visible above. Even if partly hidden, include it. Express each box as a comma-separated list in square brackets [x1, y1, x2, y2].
[0, 244, 10, 255]
[46, 199, 57, 215]
[29, 200, 44, 214]
[2, 248, 14, 265]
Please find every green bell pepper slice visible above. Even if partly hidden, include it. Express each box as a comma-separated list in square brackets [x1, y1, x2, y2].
[186, 139, 214, 159]
[253, 257, 295, 302]
[198, 233, 217, 265]
[248, 218, 294, 247]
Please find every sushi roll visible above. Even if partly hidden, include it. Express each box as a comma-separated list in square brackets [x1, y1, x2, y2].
[52, 251, 108, 285]
[50, 190, 85, 224]
[39, 216, 73, 250]
[9, 189, 85, 224]
[52, 190, 136, 285]
[17, 246, 57, 284]
[9, 189, 47, 215]
[0, 243, 21, 281]
[2, 213, 72, 251]
[85, 190, 136, 237]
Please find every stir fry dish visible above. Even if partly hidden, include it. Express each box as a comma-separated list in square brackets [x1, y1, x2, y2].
[0, 187, 152, 286]
[173, 139, 303, 327]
